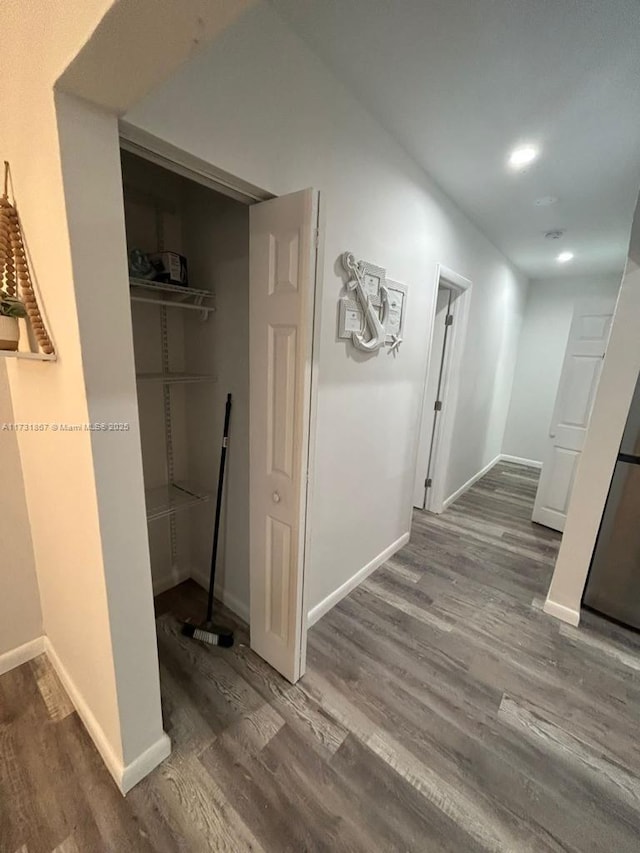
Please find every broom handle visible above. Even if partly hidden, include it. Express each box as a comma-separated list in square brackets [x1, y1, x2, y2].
[207, 393, 232, 623]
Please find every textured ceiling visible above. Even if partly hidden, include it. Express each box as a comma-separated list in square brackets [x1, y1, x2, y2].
[271, 0, 640, 279]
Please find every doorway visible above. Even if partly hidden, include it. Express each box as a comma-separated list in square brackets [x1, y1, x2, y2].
[532, 297, 615, 531]
[413, 265, 472, 512]
[119, 131, 319, 683]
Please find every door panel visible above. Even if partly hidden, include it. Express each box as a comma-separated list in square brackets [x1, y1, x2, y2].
[578, 312, 611, 340]
[558, 356, 601, 429]
[249, 188, 316, 683]
[266, 516, 291, 640]
[533, 298, 615, 531]
[544, 447, 579, 513]
[268, 325, 296, 477]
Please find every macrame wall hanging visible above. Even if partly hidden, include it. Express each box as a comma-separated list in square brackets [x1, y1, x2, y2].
[0, 161, 55, 355]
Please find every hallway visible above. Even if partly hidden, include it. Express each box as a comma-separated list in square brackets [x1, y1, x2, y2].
[2, 463, 640, 851]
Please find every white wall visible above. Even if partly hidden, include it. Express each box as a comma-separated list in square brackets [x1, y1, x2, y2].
[503, 274, 622, 464]
[0, 0, 263, 793]
[0, 0, 132, 786]
[53, 92, 168, 783]
[545, 201, 640, 623]
[125, 1, 528, 615]
[0, 361, 42, 663]
[0, 0, 226, 790]
[183, 183, 250, 620]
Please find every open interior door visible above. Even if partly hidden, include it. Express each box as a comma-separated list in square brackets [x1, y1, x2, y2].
[249, 188, 317, 682]
[532, 298, 615, 531]
[413, 286, 452, 509]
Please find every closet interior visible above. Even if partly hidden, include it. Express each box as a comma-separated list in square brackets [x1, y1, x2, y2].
[120, 150, 251, 622]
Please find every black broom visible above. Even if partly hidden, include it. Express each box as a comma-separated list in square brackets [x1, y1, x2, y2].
[182, 393, 234, 648]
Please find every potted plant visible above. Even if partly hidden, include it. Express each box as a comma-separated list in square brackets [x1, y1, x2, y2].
[0, 295, 27, 351]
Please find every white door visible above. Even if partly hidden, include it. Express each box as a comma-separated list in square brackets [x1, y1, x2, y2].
[532, 298, 615, 531]
[249, 188, 317, 683]
[413, 287, 452, 508]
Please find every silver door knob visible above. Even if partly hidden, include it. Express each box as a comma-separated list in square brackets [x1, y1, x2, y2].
[272, 491, 281, 503]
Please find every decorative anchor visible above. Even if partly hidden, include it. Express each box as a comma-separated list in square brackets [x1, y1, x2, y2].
[341, 252, 389, 353]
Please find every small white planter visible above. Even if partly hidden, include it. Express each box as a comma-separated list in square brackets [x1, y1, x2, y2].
[0, 315, 20, 351]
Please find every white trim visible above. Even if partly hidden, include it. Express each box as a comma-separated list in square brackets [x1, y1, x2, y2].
[0, 636, 45, 676]
[499, 454, 542, 469]
[44, 637, 125, 788]
[413, 264, 472, 516]
[45, 637, 171, 794]
[1, 636, 170, 792]
[543, 597, 580, 627]
[427, 453, 541, 514]
[307, 531, 410, 627]
[190, 568, 251, 625]
[438, 265, 473, 291]
[119, 122, 271, 205]
[442, 455, 501, 510]
[299, 193, 325, 674]
[120, 733, 171, 795]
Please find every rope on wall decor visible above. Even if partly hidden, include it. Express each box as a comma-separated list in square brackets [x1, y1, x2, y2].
[0, 161, 55, 355]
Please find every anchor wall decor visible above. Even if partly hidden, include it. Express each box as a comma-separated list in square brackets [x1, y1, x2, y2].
[338, 252, 407, 354]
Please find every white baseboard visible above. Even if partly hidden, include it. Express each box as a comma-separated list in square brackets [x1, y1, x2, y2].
[0, 635, 45, 677]
[120, 732, 171, 794]
[307, 531, 410, 628]
[190, 568, 250, 625]
[543, 598, 580, 627]
[442, 454, 501, 511]
[44, 637, 125, 789]
[44, 637, 170, 794]
[499, 454, 542, 469]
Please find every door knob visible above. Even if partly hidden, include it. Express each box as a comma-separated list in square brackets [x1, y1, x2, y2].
[272, 491, 281, 503]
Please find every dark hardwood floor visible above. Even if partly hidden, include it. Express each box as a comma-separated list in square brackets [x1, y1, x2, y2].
[2, 462, 640, 851]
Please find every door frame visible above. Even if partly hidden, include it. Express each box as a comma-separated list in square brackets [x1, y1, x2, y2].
[414, 264, 472, 514]
[118, 121, 322, 678]
[120, 122, 272, 204]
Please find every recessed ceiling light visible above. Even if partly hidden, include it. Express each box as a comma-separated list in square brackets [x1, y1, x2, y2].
[557, 251, 574, 263]
[509, 145, 539, 169]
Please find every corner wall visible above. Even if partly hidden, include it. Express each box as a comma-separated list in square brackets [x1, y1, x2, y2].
[545, 201, 640, 622]
[55, 92, 168, 776]
[124, 2, 529, 616]
[0, 0, 128, 780]
[0, 0, 253, 791]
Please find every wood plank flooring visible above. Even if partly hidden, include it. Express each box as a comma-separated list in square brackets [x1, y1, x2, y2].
[2, 462, 640, 851]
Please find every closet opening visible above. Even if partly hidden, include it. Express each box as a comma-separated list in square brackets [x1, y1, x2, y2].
[120, 144, 318, 684]
[413, 265, 472, 513]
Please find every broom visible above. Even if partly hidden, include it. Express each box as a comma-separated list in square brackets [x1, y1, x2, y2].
[182, 393, 234, 647]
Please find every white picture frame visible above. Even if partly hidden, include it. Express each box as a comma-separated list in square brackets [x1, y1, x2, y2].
[385, 279, 408, 342]
[338, 295, 364, 338]
[360, 260, 386, 307]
